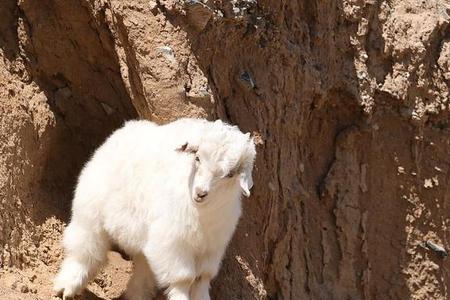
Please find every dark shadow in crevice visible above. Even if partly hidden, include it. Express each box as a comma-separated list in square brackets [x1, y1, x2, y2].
[5, 0, 138, 224]
[0, 0, 20, 61]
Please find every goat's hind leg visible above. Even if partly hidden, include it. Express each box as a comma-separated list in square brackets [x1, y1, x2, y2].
[54, 222, 109, 299]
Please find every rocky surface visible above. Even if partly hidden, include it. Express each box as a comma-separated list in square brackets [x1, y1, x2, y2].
[1, 0, 450, 299]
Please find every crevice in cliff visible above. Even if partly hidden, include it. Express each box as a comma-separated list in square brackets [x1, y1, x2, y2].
[109, 11, 153, 119]
[13, 0, 138, 223]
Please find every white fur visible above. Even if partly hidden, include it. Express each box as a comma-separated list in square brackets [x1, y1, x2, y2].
[54, 118, 256, 300]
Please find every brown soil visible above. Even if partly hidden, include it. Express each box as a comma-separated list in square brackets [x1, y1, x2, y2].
[1, 0, 450, 299]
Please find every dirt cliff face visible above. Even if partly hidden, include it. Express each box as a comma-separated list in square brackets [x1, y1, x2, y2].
[1, 0, 450, 299]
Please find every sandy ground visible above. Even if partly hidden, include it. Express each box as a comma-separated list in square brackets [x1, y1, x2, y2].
[0, 251, 132, 300]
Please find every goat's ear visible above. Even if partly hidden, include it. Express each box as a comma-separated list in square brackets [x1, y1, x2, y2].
[239, 170, 253, 197]
[175, 142, 198, 153]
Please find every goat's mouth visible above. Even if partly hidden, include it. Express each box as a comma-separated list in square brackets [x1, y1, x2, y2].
[193, 196, 207, 204]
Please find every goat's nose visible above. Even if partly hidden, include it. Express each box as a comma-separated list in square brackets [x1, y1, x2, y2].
[197, 190, 208, 199]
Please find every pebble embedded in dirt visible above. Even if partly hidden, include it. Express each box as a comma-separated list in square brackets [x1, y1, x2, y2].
[12, 280, 30, 294]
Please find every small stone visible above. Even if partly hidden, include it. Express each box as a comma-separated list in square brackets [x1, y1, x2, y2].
[184, 0, 213, 31]
[20, 284, 29, 293]
[424, 178, 433, 188]
[425, 240, 448, 258]
[438, 5, 450, 21]
[239, 71, 255, 90]
[398, 166, 405, 174]
[157, 46, 176, 63]
[184, 0, 201, 4]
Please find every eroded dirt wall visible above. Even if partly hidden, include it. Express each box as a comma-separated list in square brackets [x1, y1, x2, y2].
[1, 1, 450, 300]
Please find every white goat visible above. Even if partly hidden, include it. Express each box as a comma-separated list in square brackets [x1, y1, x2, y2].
[54, 118, 256, 300]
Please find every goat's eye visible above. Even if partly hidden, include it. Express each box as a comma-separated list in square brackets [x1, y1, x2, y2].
[195, 156, 200, 162]
[226, 172, 234, 178]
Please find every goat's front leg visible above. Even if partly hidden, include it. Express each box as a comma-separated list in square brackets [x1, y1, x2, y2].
[124, 253, 156, 300]
[143, 241, 195, 300]
[190, 275, 211, 300]
[166, 281, 191, 300]
[191, 250, 224, 300]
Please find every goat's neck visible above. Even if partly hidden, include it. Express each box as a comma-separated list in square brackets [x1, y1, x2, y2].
[197, 188, 241, 221]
